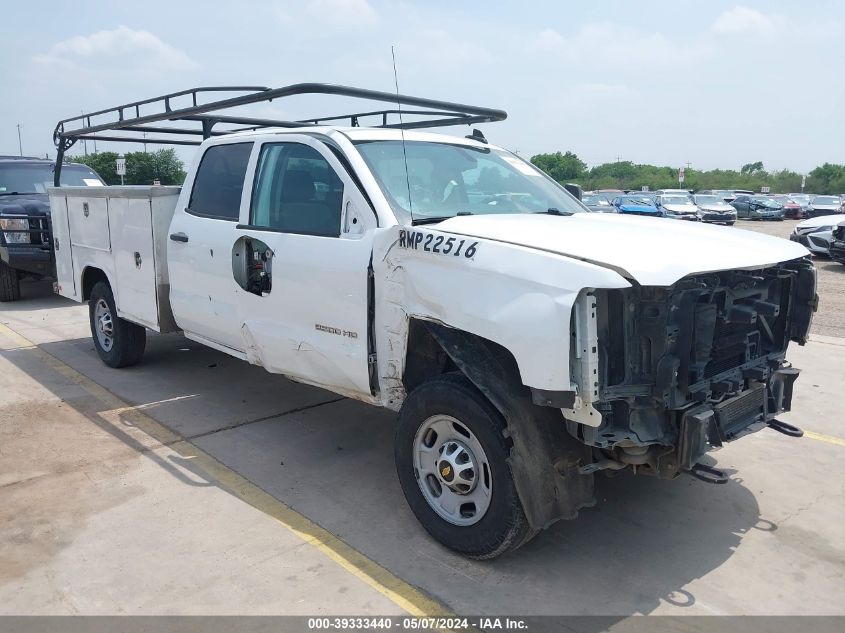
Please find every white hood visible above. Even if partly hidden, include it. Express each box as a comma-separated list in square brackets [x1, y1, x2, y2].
[663, 204, 698, 214]
[797, 215, 845, 230]
[698, 203, 736, 212]
[435, 213, 810, 286]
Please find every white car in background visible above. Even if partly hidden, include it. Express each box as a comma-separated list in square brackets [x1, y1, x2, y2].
[693, 194, 737, 225]
[790, 215, 845, 255]
[656, 194, 699, 220]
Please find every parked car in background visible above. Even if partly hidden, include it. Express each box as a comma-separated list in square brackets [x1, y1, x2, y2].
[829, 223, 845, 264]
[807, 195, 842, 217]
[627, 192, 657, 204]
[788, 193, 812, 215]
[654, 188, 693, 196]
[698, 189, 738, 202]
[611, 195, 663, 217]
[582, 193, 616, 213]
[656, 194, 699, 220]
[0, 156, 105, 301]
[693, 194, 737, 225]
[731, 195, 784, 220]
[789, 215, 844, 255]
[771, 195, 805, 219]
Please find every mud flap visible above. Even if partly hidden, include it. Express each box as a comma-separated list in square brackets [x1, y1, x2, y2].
[424, 322, 595, 529]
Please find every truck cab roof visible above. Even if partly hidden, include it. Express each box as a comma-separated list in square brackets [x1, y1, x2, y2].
[217, 125, 492, 150]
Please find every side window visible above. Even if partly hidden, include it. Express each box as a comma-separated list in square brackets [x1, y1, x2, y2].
[188, 142, 253, 220]
[250, 143, 344, 237]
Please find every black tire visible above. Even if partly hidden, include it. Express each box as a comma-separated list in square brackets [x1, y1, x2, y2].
[88, 281, 146, 368]
[395, 373, 534, 559]
[726, 221, 735, 226]
[0, 260, 20, 302]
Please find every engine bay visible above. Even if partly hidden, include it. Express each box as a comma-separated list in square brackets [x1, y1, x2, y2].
[567, 256, 817, 478]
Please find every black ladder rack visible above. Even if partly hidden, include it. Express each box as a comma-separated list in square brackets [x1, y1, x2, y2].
[53, 83, 507, 184]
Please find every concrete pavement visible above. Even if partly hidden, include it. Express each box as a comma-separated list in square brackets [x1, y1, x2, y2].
[1, 281, 843, 616]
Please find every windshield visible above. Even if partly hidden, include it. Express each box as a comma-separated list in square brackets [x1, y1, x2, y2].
[753, 197, 778, 207]
[0, 163, 103, 194]
[694, 195, 721, 204]
[617, 196, 654, 206]
[662, 196, 693, 205]
[813, 196, 839, 205]
[354, 140, 587, 223]
[583, 194, 610, 205]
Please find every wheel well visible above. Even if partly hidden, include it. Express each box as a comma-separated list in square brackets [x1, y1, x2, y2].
[402, 319, 456, 393]
[404, 318, 595, 531]
[81, 267, 109, 301]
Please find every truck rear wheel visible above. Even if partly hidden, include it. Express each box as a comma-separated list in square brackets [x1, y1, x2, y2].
[0, 260, 20, 302]
[89, 281, 146, 368]
[394, 373, 535, 559]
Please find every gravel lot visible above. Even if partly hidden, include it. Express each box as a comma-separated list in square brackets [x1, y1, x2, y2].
[732, 218, 845, 339]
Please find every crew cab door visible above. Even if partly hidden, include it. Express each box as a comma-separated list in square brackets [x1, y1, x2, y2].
[168, 141, 253, 353]
[231, 136, 376, 398]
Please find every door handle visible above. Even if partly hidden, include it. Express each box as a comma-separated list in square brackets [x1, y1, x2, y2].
[170, 232, 189, 243]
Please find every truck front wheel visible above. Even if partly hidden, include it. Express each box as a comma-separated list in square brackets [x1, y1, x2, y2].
[88, 281, 146, 368]
[0, 260, 20, 302]
[394, 373, 535, 559]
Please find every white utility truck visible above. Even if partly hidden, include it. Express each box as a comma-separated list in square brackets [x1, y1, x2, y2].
[49, 85, 816, 558]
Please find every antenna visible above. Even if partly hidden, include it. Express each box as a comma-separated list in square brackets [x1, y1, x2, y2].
[391, 46, 413, 216]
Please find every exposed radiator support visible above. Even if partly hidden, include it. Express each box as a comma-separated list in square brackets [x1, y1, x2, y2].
[562, 290, 603, 427]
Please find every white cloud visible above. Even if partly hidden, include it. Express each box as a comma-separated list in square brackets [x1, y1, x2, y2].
[533, 28, 565, 53]
[711, 6, 786, 35]
[528, 22, 710, 70]
[276, 0, 378, 28]
[34, 26, 199, 72]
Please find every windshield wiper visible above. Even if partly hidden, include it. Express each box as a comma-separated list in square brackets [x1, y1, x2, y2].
[411, 211, 473, 226]
[412, 216, 452, 225]
[535, 208, 574, 216]
[0, 191, 40, 197]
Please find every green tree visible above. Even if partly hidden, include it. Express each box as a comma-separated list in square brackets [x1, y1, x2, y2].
[68, 149, 186, 185]
[807, 163, 845, 194]
[740, 161, 764, 175]
[530, 151, 587, 182]
[67, 151, 121, 185]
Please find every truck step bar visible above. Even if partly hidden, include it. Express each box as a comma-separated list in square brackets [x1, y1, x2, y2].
[53, 83, 508, 184]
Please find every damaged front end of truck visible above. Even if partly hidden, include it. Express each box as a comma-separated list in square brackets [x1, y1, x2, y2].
[567, 257, 817, 483]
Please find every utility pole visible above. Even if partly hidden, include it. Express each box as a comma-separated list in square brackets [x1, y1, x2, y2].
[81, 111, 88, 156]
[16, 124, 23, 156]
[685, 161, 692, 170]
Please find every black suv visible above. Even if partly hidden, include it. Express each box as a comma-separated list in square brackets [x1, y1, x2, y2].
[0, 156, 104, 301]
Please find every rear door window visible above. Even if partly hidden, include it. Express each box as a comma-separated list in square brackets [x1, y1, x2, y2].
[188, 143, 253, 220]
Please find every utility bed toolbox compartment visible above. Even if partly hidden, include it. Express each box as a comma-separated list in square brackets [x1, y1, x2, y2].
[48, 186, 181, 332]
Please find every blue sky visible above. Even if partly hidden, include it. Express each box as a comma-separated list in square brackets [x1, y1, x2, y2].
[1, 0, 842, 172]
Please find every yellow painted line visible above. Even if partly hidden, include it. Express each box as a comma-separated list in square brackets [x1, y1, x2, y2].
[804, 430, 845, 447]
[0, 321, 448, 617]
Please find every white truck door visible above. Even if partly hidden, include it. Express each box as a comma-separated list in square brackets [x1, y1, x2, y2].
[167, 141, 254, 353]
[231, 137, 375, 398]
